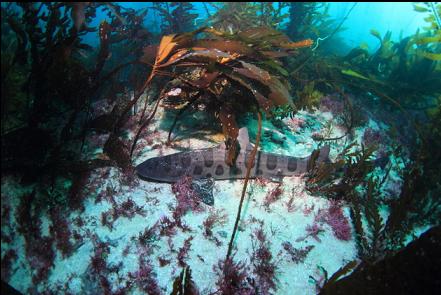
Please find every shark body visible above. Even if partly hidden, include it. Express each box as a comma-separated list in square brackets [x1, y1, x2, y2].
[136, 128, 330, 204]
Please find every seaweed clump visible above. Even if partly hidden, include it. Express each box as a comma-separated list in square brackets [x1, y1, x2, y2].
[134, 26, 312, 164]
[151, 2, 198, 35]
[1, 2, 152, 209]
[213, 255, 254, 295]
[208, 2, 261, 32]
[307, 111, 440, 266]
[1, 3, 155, 289]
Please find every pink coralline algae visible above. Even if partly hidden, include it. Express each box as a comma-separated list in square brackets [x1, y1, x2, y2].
[177, 236, 194, 267]
[203, 210, 227, 243]
[101, 197, 147, 230]
[287, 117, 305, 131]
[316, 201, 352, 241]
[362, 128, 390, 168]
[159, 215, 178, 237]
[285, 196, 296, 212]
[303, 204, 315, 216]
[254, 176, 269, 188]
[250, 227, 278, 294]
[214, 256, 254, 295]
[132, 130, 162, 157]
[158, 256, 171, 267]
[68, 171, 91, 212]
[172, 176, 205, 218]
[320, 94, 345, 115]
[15, 191, 56, 284]
[263, 184, 283, 211]
[49, 207, 74, 258]
[118, 198, 147, 219]
[282, 241, 314, 264]
[362, 128, 382, 147]
[88, 235, 125, 294]
[129, 255, 161, 295]
[28, 237, 56, 285]
[90, 241, 109, 275]
[299, 223, 324, 242]
[138, 222, 160, 247]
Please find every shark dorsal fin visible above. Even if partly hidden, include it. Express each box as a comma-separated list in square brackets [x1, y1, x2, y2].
[238, 127, 250, 151]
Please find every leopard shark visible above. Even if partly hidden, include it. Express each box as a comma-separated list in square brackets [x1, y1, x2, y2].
[136, 128, 330, 205]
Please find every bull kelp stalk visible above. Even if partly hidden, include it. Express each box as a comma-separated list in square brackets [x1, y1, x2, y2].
[128, 33, 182, 158]
[430, 2, 441, 29]
[292, 2, 357, 76]
[311, 2, 357, 51]
[129, 28, 209, 158]
[226, 112, 262, 260]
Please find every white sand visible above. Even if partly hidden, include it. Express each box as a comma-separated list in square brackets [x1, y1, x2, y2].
[2, 105, 401, 294]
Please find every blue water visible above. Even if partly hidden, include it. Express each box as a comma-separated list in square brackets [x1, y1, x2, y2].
[77, 2, 427, 53]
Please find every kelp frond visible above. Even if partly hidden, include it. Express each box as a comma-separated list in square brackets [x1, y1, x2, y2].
[133, 26, 312, 163]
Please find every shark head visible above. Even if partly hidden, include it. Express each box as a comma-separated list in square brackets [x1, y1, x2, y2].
[136, 152, 192, 182]
[135, 128, 251, 182]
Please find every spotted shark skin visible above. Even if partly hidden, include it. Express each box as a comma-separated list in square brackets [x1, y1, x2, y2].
[136, 128, 330, 183]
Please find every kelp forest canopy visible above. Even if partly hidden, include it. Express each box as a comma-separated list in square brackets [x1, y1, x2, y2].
[1, 2, 440, 294]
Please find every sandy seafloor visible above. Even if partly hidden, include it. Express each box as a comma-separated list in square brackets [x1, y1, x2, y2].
[1, 97, 405, 294]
